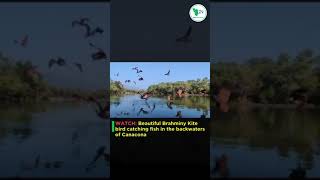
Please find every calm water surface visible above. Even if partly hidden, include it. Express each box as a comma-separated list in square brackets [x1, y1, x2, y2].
[0, 102, 109, 178]
[110, 95, 210, 118]
[211, 108, 320, 178]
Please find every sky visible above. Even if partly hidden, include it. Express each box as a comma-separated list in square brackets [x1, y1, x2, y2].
[211, 3, 320, 62]
[111, 0, 209, 61]
[110, 62, 210, 90]
[0, 3, 110, 90]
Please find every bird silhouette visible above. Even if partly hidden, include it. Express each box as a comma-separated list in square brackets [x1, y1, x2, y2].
[151, 103, 156, 112]
[72, 18, 103, 38]
[86, 146, 109, 171]
[73, 63, 83, 72]
[167, 102, 173, 109]
[14, 35, 29, 47]
[72, 17, 90, 27]
[48, 57, 67, 69]
[57, 57, 66, 66]
[164, 70, 170, 76]
[125, 80, 131, 83]
[89, 43, 107, 60]
[34, 155, 40, 168]
[89, 97, 109, 119]
[176, 26, 192, 43]
[138, 77, 144, 81]
[137, 108, 149, 116]
[145, 101, 151, 109]
[200, 112, 207, 118]
[176, 111, 182, 118]
[138, 92, 152, 100]
[115, 72, 119, 76]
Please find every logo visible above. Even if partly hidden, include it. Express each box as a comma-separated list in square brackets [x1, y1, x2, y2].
[189, 4, 207, 22]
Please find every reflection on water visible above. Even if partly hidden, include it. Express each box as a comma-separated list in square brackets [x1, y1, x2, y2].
[110, 95, 210, 118]
[211, 108, 320, 178]
[0, 103, 109, 178]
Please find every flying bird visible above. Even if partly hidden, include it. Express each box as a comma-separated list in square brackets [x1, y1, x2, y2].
[176, 111, 182, 118]
[57, 57, 67, 66]
[48, 57, 66, 69]
[125, 80, 131, 83]
[14, 35, 29, 47]
[138, 77, 144, 81]
[151, 103, 156, 112]
[89, 43, 107, 60]
[176, 26, 192, 43]
[72, 18, 103, 38]
[88, 97, 109, 119]
[167, 102, 173, 109]
[72, 17, 89, 27]
[138, 92, 152, 100]
[137, 108, 149, 116]
[73, 63, 83, 72]
[164, 70, 170, 76]
[86, 146, 109, 171]
[86, 27, 104, 38]
[34, 155, 40, 168]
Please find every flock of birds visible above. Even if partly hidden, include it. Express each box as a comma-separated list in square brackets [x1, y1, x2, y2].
[14, 17, 109, 120]
[13, 21, 196, 176]
[13, 17, 110, 177]
[113, 65, 208, 118]
[14, 17, 107, 74]
[115, 66, 170, 87]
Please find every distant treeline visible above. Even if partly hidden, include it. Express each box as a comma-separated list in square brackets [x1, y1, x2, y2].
[110, 80, 138, 95]
[0, 53, 106, 103]
[213, 49, 320, 105]
[147, 78, 210, 96]
[110, 78, 210, 96]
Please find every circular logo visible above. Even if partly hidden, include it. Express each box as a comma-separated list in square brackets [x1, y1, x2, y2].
[189, 4, 207, 22]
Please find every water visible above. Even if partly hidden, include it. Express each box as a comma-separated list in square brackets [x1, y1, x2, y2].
[210, 107, 320, 178]
[0, 102, 109, 178]
[110, 95, 210, 118]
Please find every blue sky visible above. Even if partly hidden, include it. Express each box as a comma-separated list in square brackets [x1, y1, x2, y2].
[110, 62, 210, 90]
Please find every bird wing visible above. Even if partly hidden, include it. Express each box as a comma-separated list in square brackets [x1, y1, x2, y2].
[82, 23, 92, 37]
[74, 63, 83, 72]
[95, 100, 104, 112]
[57, 58, 66, 66]
[185, 26, 192, 37]
[94, 27, 104, 34]
[80, 17, 90, 24]
[21, 35, 29, 47]
[48, 59, 56, 68]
